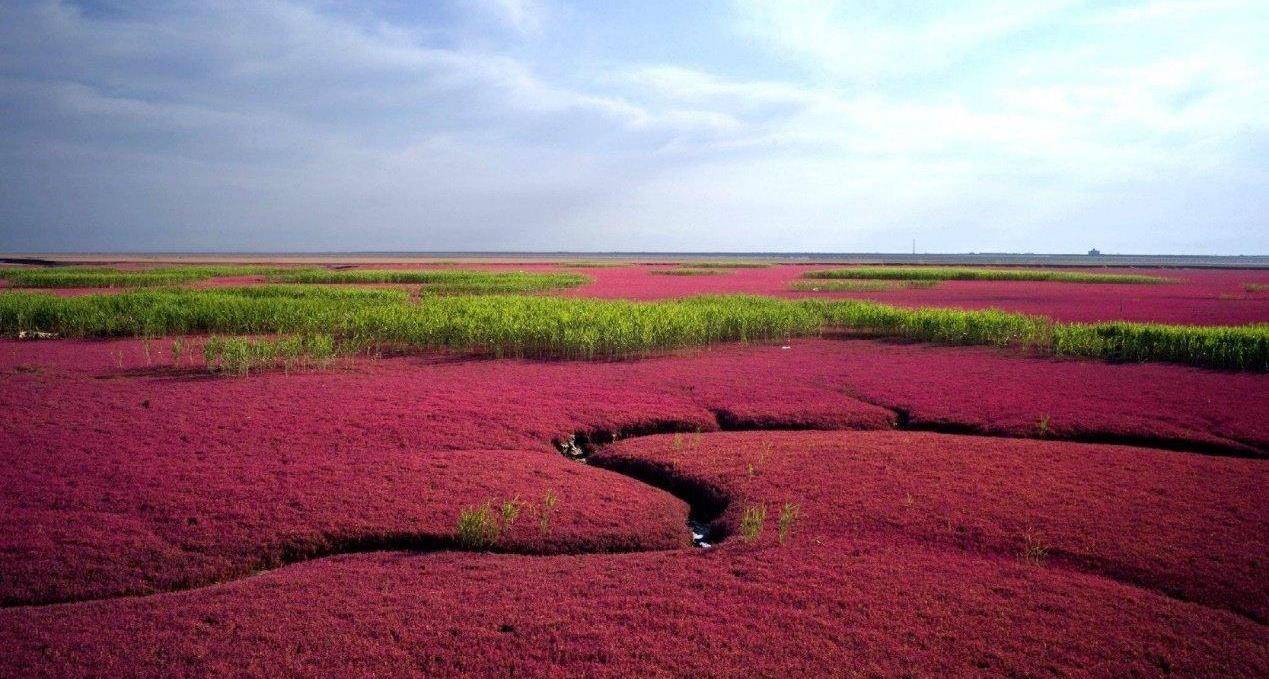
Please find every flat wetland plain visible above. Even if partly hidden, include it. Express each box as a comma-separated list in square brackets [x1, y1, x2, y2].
[1, 255, 1267, 676]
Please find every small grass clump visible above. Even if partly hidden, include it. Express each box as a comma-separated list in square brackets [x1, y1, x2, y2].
[777, 503, 799, 544]
[538, 490, 558, 536]
[267, 268, 587, 294]
[803, 267, 1171, 284]
[1035, 414, 1052, 438]
[791, 280, 939, 292]
[740, 504, 766, 543]
[203, 334, 341, 375]
[456, 496, 541, 548]
[1245, 283, 1267, 293]
[456, 503, 502, 549]
[1019, 530, 1050, 564]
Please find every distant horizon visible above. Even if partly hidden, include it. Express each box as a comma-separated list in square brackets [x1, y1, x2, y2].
[5, 250, 1267, 262]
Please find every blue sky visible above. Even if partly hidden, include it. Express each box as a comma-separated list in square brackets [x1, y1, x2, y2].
[0, 0, 1265, 253]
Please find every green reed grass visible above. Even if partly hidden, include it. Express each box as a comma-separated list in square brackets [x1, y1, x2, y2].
[212, 285, 410, 303]
[559, 261, 627, 268]
[0, 265, 289, 288]
[266, 268, 587, 293]
[455, 503, 502, 549]
[740, 504, 766, 543]
[791, 279, 939, 292]
[204, 334, 342, 375]
[1, 289, 1263, 370]
[803, 266, 1170, 284]
[676, 261, 772, 269]
[651, 268, 728, 276]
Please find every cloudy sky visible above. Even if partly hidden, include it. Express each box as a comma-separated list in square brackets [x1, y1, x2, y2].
[1, 1, 1265, 253]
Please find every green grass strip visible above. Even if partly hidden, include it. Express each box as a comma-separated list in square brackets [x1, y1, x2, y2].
[803, 266, 1171, 284]
[675, 261, 772, 269]
[210, 285, 411, 303]
[791, 280, 939, 292]
[0, 266, 289, 288]
[0, 289, 1263, 370]
[651, 268, 729, 276]
[266, 268, 587, 293]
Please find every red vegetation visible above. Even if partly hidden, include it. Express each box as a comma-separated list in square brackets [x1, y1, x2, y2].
[568, 264, 1269, 325]
[8, 263, 1267, 325]
[597, 430, 1269, 623]
[1, 333, 1266, 675]
[2, 431, 1266, 676]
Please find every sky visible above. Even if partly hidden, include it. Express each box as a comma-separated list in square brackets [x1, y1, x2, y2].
[0, 0, 1266, 254]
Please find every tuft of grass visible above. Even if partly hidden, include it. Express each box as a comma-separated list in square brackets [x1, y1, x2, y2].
[1245, 283, 1267, 293]
[538, 490, 558, 536]
[170, 338, 185, 365]
[500, 498, 522, 530]
[1035, 414, 1051, 438]
[266, 268, 587, 293]
[456, 497, 537, 548]
[791, 279, 938, 292]
[1019, 530, 1049, 564]
[777, 503, 799, 544]
[456, 503, 502, 549]
[739, 504, 766, 543]
[803, 267, 1171, 284]
[203, 334, 340, 375]
[747, 441, 772, 478]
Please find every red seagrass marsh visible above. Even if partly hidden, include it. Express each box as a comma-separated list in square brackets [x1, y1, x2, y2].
[0, 257, 1266, 677]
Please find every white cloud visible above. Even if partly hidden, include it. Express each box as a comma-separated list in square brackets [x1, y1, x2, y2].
[478, 0, 545, 34]
[731, 0, 1078, 81]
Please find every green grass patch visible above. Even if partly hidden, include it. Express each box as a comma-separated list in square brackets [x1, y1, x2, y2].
[204, 334, 344, 375]
[1050, 322, 1269, 370]
[740, 504, 766, 543]
[559, 261, 628, 268]
[791, 279, 939, 292]
[266, 268, 587, 293]
[803, 266, 1171, 284]
[651, 268, 728, 276]
[1, 289, 1263, 370]
[213, 285, 411, 304]
[0, 265, 287, 288]
[0, 289, 818, 360]
[676, 261, 772, 269]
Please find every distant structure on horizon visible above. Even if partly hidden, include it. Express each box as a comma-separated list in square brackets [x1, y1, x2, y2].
[1088, 248, 1101, 256]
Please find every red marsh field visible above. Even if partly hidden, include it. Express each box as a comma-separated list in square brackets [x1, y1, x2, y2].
[0, 260, 1266, 676]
